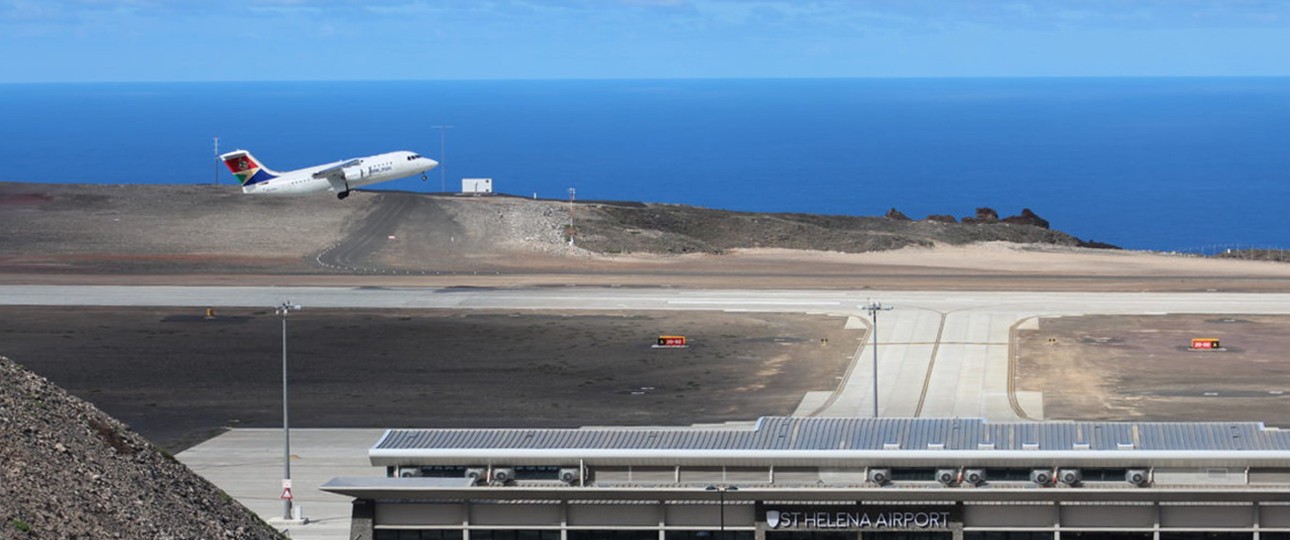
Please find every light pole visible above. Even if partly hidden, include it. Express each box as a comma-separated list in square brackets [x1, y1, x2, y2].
[705, 484, 738, 539]
[213, 136, 219, 185]
[431, 125, 453, 192]
[567, 187, 576, 246]
[861, 301, 892, 418]
[277, 301, 301, 520]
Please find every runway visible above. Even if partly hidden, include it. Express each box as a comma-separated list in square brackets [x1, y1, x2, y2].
[7, 285, 1290, 422]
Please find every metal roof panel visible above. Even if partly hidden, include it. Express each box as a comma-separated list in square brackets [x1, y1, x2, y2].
[373, 417, 1290, 457]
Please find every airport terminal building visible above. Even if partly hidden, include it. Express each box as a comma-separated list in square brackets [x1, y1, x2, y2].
[323, 417, 1290, 540]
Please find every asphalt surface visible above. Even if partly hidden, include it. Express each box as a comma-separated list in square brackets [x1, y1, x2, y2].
[9, 285, 1290, 426]
[314, 193, 417, 272]
[1, 304, 852, 451]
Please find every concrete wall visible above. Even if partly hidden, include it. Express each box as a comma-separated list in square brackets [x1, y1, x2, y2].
[377, 502, 465, 526]
[963, 504, 1055, 528]
[368, 500, 1290, 535]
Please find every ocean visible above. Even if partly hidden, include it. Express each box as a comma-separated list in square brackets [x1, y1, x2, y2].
[2, 78, 1288, 251]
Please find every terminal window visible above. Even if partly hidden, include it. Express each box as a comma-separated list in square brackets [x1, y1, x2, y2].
[568, 531, 662, 540]
[667, 532, 755, 540]
[866, 532, 951, 540]
[374, 530, 463, 540]
[890, 468, 938, 481]
[473, 531, 561, 540]
[964, 533, 1053, 540]
[765, 532, 857, 540]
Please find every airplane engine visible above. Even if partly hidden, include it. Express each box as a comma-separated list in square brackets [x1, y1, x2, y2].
[343, 166, 365, 182]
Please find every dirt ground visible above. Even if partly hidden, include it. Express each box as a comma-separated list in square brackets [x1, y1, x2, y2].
[0, 306, 857, 451]
[1017, 314, 1290, 425]
[9, 183, 1290, 292]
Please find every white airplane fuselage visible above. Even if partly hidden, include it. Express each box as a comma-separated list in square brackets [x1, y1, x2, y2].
[221, 149, 439, 200]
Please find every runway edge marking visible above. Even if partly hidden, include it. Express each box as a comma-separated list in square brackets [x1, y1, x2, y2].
[1008, 316, 1041, 421]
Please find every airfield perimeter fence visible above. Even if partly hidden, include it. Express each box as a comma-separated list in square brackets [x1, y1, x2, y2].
[1151, 244, 1290, 263]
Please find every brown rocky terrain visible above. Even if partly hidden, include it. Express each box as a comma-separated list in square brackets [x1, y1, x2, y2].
[572, 201, 1090, 255]
[0, 182, 1100, 277]
[0, 183, 364, 274]
[9, 182, 1290, 292]
[1017, 314, 1290, 425]
[0, 356, 282, 539]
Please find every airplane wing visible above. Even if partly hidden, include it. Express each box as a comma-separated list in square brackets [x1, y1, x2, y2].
[312, 159, 363, 192]
[311, 159, 362, 179]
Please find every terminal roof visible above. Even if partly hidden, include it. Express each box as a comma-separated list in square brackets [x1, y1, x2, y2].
[376, 417, 1290, 453]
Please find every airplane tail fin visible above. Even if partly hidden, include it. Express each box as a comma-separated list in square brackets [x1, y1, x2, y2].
[220, 149, 279, 186]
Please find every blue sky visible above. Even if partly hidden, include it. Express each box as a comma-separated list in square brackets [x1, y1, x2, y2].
[4, 0, 1290, 82]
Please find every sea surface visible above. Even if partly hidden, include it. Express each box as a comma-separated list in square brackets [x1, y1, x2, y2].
[2, 78, 1288, 251]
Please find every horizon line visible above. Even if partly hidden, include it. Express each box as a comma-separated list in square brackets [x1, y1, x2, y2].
[5, 75, 1290, 85]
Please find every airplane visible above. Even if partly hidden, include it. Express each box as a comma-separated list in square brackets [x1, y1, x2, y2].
[220, 149, 439, 200]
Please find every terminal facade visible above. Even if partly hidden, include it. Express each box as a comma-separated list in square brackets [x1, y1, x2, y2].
[322, 417, 1290, 540]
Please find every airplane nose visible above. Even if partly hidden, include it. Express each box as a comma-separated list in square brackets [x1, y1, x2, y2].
[425, 158, 439, 170]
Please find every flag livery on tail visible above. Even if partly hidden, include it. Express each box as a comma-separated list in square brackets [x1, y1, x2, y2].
[222, 151, 278, 187]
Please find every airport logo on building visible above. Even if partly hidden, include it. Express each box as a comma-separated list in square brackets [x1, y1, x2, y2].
[761, 505, 955, 530]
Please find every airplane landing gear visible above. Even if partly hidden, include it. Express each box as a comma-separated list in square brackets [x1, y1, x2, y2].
[421, 173, 429, 181]
[337, 191, 350, 200]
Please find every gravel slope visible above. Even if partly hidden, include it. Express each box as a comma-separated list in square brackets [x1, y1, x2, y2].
[0, 356, 282, 539]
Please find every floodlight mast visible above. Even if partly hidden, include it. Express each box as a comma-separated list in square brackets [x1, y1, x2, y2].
[861, 301, 893, 418]
[277, 301, 301, 520]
